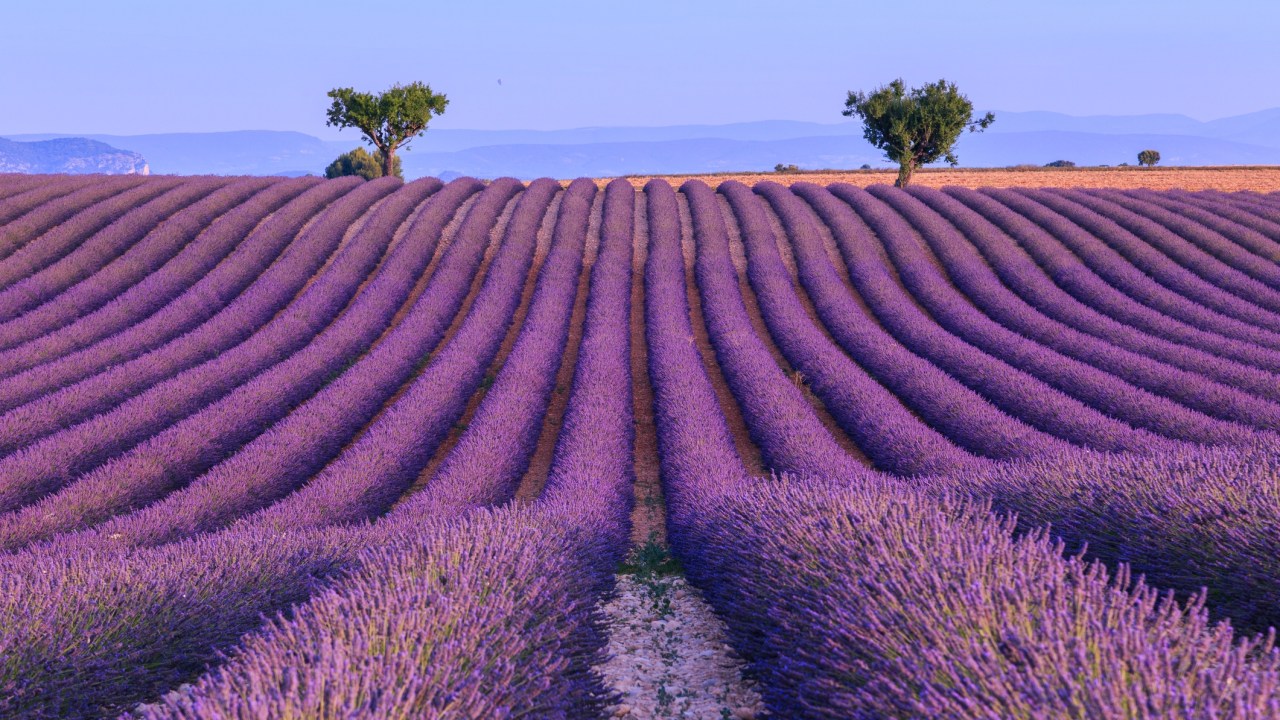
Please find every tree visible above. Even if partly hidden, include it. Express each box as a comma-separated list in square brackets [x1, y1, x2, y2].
[324, 147, 402, 180]
[326, 82, 448, 178]
[843, 78, 994, 187]
[1138, 149, 1161, 167]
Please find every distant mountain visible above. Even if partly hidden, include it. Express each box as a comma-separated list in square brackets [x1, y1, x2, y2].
[984, 109, 1280, 150]
[1201, 108, 1280, 147]
[0, 137, 148, 174]
[9, 108, 1280, 178]
[982, 111, 1208, 136]
[399, 132, 1280, 179]
[962, 130, 1280, 167]
[404, 120, 865, 152]
[2, 131, 338, 176]
[399, 136, 882, 179]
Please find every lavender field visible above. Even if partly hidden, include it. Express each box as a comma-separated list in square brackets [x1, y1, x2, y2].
[5, 172, 1280, 718]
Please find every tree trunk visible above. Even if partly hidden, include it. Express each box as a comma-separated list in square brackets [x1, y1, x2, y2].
[382, 147, 396, 178]
[895, 160, 915, 188]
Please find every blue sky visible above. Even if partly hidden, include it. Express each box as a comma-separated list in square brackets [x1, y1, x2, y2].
[2, 0, 1277, 137]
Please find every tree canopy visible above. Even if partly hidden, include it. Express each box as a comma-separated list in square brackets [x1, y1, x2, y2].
[1138, 149, 1161, 167]
[324, 147, 402, 181]
[326, 82, 447, 178]
[843, 78, 994, 187]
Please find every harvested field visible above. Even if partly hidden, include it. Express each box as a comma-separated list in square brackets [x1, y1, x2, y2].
[597, 165, 1280, 192]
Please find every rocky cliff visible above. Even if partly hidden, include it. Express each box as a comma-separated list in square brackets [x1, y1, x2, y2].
[0, 137, 148, 174]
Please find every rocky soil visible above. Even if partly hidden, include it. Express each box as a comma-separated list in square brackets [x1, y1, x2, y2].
[598, 572, 763, 720]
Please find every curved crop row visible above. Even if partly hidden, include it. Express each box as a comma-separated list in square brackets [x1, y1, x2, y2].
[0, 177, 175, 292]
[872, 185, 1280, 431]
[836, 184, 1253, 446]
[0, 178, 467, 549]
[1063, 189, 1280, 320]
[46, 177, 490, 550]
[0, 178, 274, 353]
[407, 178, 595, 517]
[794, 183, 1164, 451]
[1173, 191, 1280, 259]
[0, 177, 317, 378]
[7, 175, 1280, 718]
[632, 180, 1280, 719]
[0, 177, 394, 453]
[0, 177, 405, 512]
[537, 176, 637, 540]
[0, 174, 52, 201]
[0, 177, 359, 412]
[679, 179, 868, 479]
[1123, 190, 1280, 290]
[717, 180, 993, 469]
[991, 188, 1280, 350]
[1207, 191, 1280, 239]
[234, 177, 551, 532]
[947, 187, 1280, 374]
[0, 176, 147, 264]
[640, 178, 747, 533]
[0, 177, 220, 320]
[137, 182, 638, 715]
[0, 178, 610, 719]
[0, 177, 535, 718]
[0, 177, 101, 257]
[913, 187, 1280, 403]
[747, 181, 1065, 464]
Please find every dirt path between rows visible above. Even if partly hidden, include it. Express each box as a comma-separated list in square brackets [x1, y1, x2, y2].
[673, 190, 767, 478]
[395, 190, 544, 503]
[629, 192, 666, 545]
[514, 188, 602, 502]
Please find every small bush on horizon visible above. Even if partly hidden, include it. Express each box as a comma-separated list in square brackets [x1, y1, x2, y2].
[324, 147, 403, 180]
[1045, 159, 1076, 168]
[1138, 149, 1161, 167]
[774, 163, 801, 173]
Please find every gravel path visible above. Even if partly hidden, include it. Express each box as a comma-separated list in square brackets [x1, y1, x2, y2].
[598, 572, 763, 720]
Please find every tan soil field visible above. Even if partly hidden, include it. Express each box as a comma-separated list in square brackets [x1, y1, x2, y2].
[583, 166, 1280, 192]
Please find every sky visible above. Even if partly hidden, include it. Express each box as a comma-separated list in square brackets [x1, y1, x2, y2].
[2, 0, 1278, 137]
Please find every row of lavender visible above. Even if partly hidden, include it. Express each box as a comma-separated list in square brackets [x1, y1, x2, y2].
[3, 177, 1278, 520]
[0, 177, 639, 718]
[655, 180, 1280, 718]
[3, 173, 1280, 716]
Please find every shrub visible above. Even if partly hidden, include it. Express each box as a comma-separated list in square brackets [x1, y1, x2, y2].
[325, 148, 403, 180]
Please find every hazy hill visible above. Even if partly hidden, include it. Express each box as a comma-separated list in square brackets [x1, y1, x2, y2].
[2, 131, 334, 176]
[9, 108, 1280, 178]
[0, 137, 148, 174]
